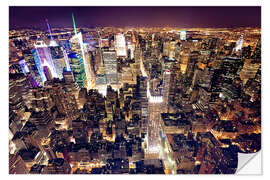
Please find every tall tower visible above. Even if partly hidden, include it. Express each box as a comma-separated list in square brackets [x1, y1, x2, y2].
[45, 19, 53, 40]
[19, 59, 30, 75]
[180, 30, 187, 40]
[102, 49, 118, 84]
[162, 70, 171, 113]
[235, 33, 244, 51]
[115, 33, 127, 57]
[32, 40, 58, 84]
[63, 48, 71, 71]
[46, 19, 69, 79]
[68, 53, 86, 87]
[70, 13, 92, 89]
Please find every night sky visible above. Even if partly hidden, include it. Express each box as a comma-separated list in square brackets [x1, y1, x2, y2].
[9, 6, 261, 29]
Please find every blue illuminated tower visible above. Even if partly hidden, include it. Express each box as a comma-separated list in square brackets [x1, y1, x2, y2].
[32, 48, 47, 83]
[68, 53, 86, 87]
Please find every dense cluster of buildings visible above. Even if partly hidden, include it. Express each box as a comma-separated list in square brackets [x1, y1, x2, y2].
[9, 16, 261, 174]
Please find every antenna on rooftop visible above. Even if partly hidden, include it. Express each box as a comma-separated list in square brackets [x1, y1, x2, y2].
[45, 18, 53, 40]
[72, 13, 77, 35]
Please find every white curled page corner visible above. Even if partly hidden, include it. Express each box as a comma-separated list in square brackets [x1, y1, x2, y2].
[236, 151, 262, 174]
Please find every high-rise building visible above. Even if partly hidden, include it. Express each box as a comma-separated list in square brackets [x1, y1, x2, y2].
[180, 49, 190, 73]
[240, 59, 260, 84]
[69, 13, 92, 89]
[163, 41, 170, 57]
[9, 73, 29, 118]
[138, 76, 148, 134]
[62, 48, 71, 71]
[50, 83, 79, 128]
[235, 33, 244, 51]
[185, 51, 199, 79]
[32, 40, 58, 83]
[49, 41, 66, 79]
[115, 33, 127, 57]
[68, 53, 86, 87]
[169, 41, 176, 59]
[32, 48, 47, 84]
[180, 30, 187, 41]
[252, 38, 261, 60]
[19, 59, 30, 75]
[127, 42, 136, 59]
[221, 57, 243, 84]
[102, 50, 118, 84]
[162, 70, 171, 113]
[9, 154, 28, 174]
[23, 51, 42, 86]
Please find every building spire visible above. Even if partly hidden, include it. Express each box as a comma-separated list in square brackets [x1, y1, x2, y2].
[45, 18, 53, 40]
[72, 13, 77, 35]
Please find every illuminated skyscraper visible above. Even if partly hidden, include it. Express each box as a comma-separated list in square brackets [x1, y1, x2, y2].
[19, 59, 30, 75]
[185, 51, 199, 79]
[180, 30, 187, 40]
[102, 50, 118, 84]
[169, 41, 176, 60]
[235, 33, 244, 51]
[32, 40, 58, 84]
[68, 53, 86, 87]
[162, 70, 171, 113]
[22, 51, 42, 86]
[138, 76, 148, 134]
[163, 41, 170, 57]
[46, 19, 70, 79]
[70, 13, 92, 89]
[115, 33, 127, 57]
[32, 48, 47, 84]
[49, 42, 66, 79]
[252, 38, 261, 60]
[61, 48, 71, 70]
[127, 42, 135, 59]
[240, 59, 260, 84]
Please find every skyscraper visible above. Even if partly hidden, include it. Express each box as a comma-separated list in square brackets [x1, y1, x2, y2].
[115, 33, 127, 57]
[48, 40, 66, 79]
[19, 59, 30, 75]
[63, 48, 71, 71]
[32, 40, 58, 83]
[162, 70, 171, 113]
[235, 33, 244, 51]
[68, 53, 86, 87]
[240, 59, 260, 84]
[127, 42, 136, 59]
[69, 14, 92, 89]
[180, 30, 187, 41]
[102, 49, 118, 84]
[32, 48, 47, 84]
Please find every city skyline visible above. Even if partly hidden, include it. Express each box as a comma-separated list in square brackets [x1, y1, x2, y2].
[9, 6, 261, 29]
[9, 6, 261, 174]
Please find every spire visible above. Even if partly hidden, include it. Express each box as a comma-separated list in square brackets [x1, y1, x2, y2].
[72, 13, 77, 35]
[45, 19, 53, 40]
